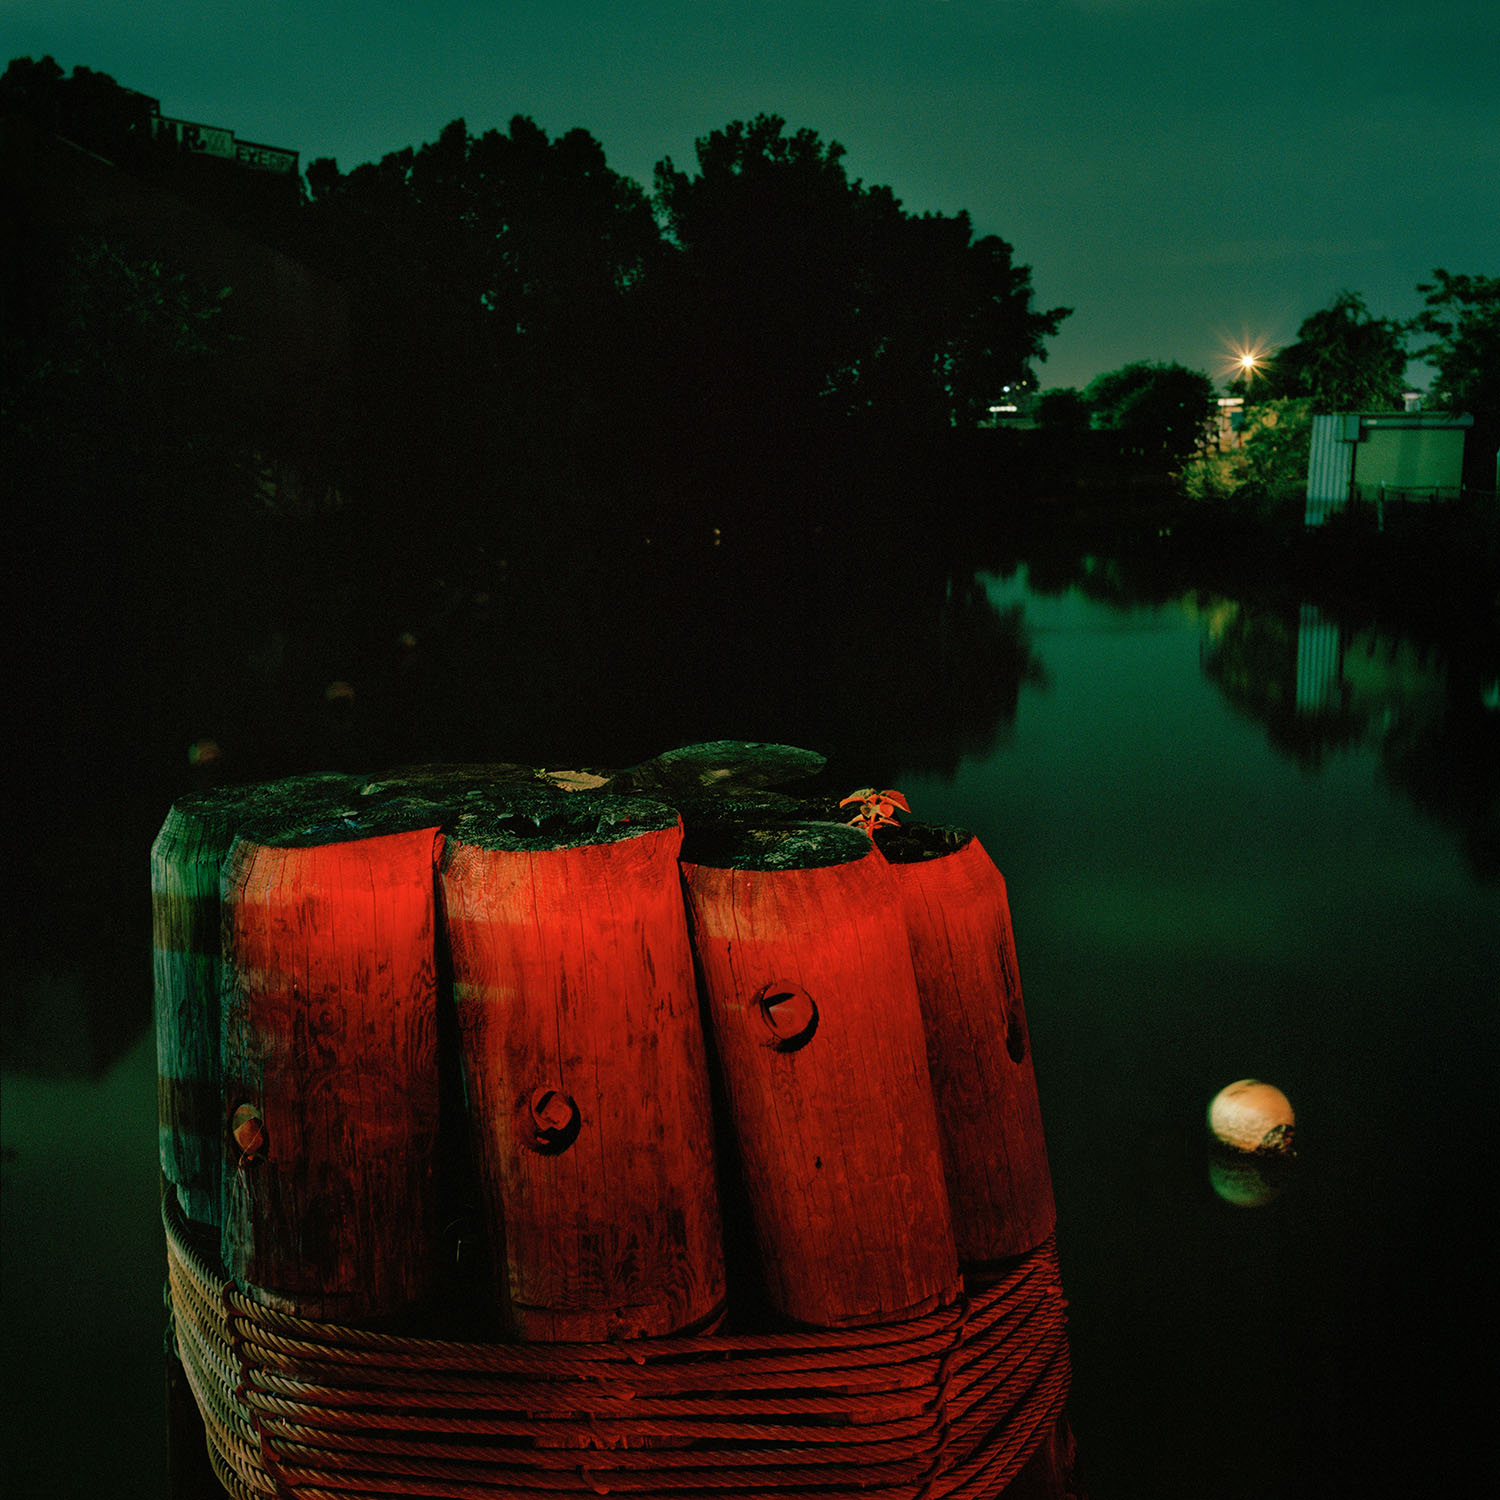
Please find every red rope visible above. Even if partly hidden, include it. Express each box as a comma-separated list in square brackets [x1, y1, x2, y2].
[166, 1193, 1070, 1500]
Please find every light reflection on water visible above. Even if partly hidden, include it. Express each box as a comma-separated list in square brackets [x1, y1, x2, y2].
[2, 559, 1495, 1498]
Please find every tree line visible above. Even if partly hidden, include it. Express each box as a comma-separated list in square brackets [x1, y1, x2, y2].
[3, 56, 1074, 544]
[1032, 281, 1498, 506]
[5, 54, 1493, 536]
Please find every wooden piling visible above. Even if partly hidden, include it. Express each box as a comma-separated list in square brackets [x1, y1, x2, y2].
[680, 822, 960, 1328]
[882, 825, 1056, 1264]
[439, 793, 726, 1341]
[219, 801, 444, 1321]
[609, 740, 827, 796]
[150, 774, 360, 1226]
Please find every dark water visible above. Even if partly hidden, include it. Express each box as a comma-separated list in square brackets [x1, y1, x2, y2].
[3, 539, 1496, 1498]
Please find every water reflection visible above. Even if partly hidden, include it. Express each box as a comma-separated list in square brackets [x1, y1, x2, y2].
[1201, 599, 1499, 879]
[4, 533, 1046, 1081]
[915, 565, 1496, 1499]
[1206, 1146, 1295, 1208]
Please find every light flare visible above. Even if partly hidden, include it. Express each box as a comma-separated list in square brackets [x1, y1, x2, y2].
[1219, 337, 1275, 388]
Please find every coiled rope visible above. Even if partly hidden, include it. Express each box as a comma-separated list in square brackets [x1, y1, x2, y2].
[165, 1194, 1070, 1500]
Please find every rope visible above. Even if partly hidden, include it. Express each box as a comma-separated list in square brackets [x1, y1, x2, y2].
[166, 1193, 1070, 1500]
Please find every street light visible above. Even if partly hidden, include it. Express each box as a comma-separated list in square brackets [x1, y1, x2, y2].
[1220, 338, 1273, 390]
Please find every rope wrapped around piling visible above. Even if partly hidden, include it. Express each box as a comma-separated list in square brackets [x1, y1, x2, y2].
[165, 1193, 1070, 1500]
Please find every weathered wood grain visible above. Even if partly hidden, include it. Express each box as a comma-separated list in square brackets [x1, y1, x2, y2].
[883, 827, 1056, 1264]
[439, 793, 726, 1341]
[219, 804, 443, 1321]
[681, 822, 959, 1328]
[150, 774, 360, 1225]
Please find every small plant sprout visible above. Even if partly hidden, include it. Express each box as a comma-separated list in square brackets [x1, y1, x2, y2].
[839, 788, 910, 837]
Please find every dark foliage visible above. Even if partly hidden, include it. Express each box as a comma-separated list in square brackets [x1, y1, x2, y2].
[1409, 269, 1500, 489]
[1251, 291, 1408, 412]
[1083, 360, 1215, 468]
[651, 114, 1070, 439]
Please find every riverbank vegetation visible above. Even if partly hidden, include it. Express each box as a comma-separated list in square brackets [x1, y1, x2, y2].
[5, 54, 1496, 633]
[5, 55, 1497, 1043]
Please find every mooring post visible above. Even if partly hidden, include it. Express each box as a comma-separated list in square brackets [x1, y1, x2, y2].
[439, 792, 726, 1341]
[155, 748, 1083, 1496]
[680, 820, 960, 1328]
[219, 802, 445, 1322]
[151, 774, 361, 1227]
[882, 824, 1057, 1266]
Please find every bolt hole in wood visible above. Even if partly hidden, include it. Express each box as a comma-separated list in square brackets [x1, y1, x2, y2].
[524, 1087, 582, 1153]
[756, 981, 819, 1052]
[229, 1103, 266, 1165]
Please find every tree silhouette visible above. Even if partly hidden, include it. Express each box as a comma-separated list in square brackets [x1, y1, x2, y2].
[0, 55, 156, 166]
[1083, 361, 1214, 468]
[1409, 269, 1499, 489]
[1258, 291, 1407, 412]
[300, 115, 661, 489]
[651, 114, 1067, 437]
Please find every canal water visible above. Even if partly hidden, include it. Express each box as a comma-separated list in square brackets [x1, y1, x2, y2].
[2, 544, 1495, 1498]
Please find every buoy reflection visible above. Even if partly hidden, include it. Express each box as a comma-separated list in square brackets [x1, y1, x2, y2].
[1208, 1144, 1295, 1207]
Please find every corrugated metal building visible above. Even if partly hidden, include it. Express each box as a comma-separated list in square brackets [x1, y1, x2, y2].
[1304, 411, 1473, 525]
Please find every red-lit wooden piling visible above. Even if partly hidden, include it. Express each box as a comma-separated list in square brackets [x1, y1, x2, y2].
[680, 822, 960, 1328]
[882, 826, 1056, 1265]
[439, 794, 726, 1341]
[160, 755, 1082, 1499]
[219, 803, 444, 1321]
[150, 774, 360, 1226]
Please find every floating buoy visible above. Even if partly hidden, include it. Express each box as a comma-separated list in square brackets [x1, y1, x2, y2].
[1208, 1079, 1296, 1155]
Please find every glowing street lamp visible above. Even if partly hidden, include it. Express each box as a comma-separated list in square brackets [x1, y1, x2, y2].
[1221, 337, 1273, 391]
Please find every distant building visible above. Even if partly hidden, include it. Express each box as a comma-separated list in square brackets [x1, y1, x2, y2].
[1304, 410, 1473, 525]
[150, 105, 298, 176]
[1214, 397, 1245, 450]
[978, 380, 1035, 428]
[4, 95, 345, 509]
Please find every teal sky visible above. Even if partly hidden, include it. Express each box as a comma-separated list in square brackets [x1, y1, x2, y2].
[8, 0, 1497, 390]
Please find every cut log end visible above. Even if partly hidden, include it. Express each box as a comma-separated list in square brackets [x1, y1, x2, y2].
[449, 791, 681, 851]
[681, 818, 873, 871]
[239, 795, 447, 850]
[874, 821, 976, 864]
[616, 740, 827, 795]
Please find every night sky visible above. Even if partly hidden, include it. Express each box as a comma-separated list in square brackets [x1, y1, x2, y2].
[10, 0, 1498, 391]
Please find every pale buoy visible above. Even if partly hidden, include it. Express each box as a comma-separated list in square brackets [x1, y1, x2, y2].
[1208, 1079, 1295, 1155]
